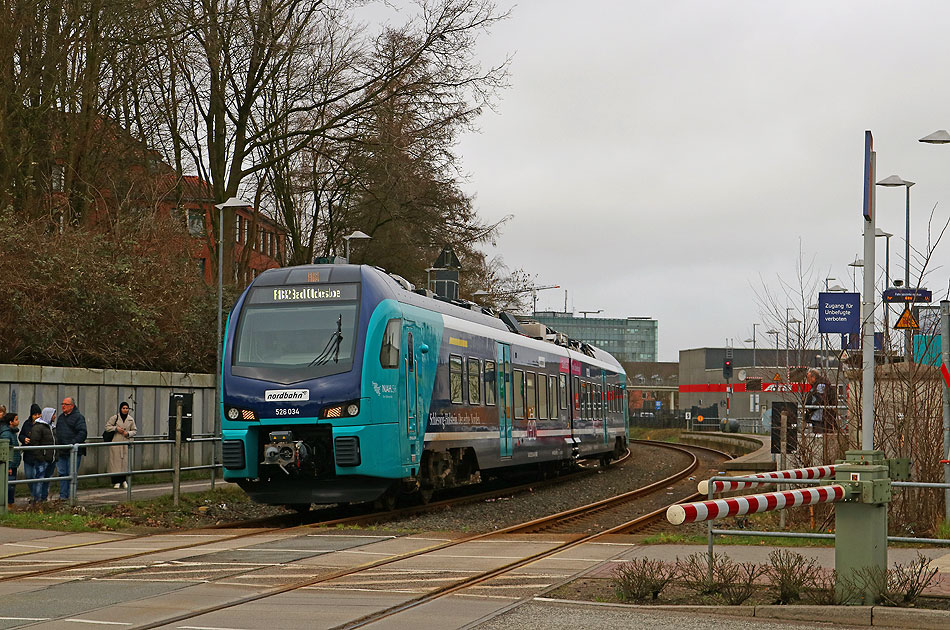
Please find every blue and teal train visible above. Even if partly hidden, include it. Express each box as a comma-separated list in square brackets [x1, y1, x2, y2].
[221, 264, 628, 508]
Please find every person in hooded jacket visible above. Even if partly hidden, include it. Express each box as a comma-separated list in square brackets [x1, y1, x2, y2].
[105, 402, 137, 488]
[19, 404, 41, 481]
[28, 408, 56, 503]
[0, 412, 21, 507]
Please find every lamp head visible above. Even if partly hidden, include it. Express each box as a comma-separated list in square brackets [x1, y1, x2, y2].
[920, 129, 950, 144]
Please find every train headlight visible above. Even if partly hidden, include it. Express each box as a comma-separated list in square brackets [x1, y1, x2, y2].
[320, 400, 361, 419]
[224, 406, 257, 421]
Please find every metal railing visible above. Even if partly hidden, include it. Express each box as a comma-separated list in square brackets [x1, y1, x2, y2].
[703, 475, 950, 565]
[8, 437, 221, 507]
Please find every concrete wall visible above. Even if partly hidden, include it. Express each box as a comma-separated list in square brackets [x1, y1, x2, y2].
[0, 363, 215, 473]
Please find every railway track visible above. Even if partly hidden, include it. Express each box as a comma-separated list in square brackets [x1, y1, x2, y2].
[2, 439, 727, 629]
[0, 449, 622, 582]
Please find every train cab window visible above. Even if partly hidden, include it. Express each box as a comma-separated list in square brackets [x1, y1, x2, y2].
[513, 369, 525, 419]
[449, 355, 463, 403]
[559, 374, 567, 409]
[538, 374, 548, 419]
[379, 319, 401, 368]
[467, 358, 481, 405]
[484, 360, 496, 406]
[525, 372, 537, 419]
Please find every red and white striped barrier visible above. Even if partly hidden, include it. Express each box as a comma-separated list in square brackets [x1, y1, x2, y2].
[667, 484, 848, 525]
[697, 465, 837, 495]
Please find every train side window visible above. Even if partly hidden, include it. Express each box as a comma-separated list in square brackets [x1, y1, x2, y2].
[559, 374, 567, 409]
[538, 373, 548, 419]
[549, 375, 558, 416]
[513, 369, 525, 419]
[379, 319, 402, 368]
[573, 376, 580, 413]
[484, 360, 496, 406]
[525, 372, 537, 419]
[468, 358, 481, 405]
[597, 385, 603, 416]
[450, 355, 463, 403]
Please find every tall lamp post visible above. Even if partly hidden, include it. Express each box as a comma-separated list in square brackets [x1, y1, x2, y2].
[744, 323, 758, 367]
[876, 175, 914, 363]
[875, 228, 893, 356]
[214, 197, 251, 437]
[785, 307, 795, 368]
[790, 317, 802, 367]
[767, 329, 780, 368]
[848, 257, 863, 292]
[920, 129, 950, 521]
[344, 230, 371, 262]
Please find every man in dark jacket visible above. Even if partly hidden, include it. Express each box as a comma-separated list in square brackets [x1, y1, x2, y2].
[55, 397, 87, 500]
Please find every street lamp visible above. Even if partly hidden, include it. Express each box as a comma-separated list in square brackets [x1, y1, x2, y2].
[848, 257, 864, 292]
[767, 329, 780, 369]
[789, 317, 802, 367]
[877, 175, 914, 364]
[785, 307, 796, 368]
[875, 175, 914, 290]
[343, 230, 371, 262]
[875, 228, 894, 350]
[919, 129, 950, 523]
[744, 323, 758, 367]
[214, 196, 252, 436]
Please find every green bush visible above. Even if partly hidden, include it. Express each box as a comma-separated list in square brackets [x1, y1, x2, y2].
[0, 208, 222, 372]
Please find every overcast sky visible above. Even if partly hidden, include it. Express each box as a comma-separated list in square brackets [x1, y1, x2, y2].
[450, 1, 950, 361]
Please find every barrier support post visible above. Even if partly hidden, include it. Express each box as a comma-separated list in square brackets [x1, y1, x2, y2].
[832, 450, 894, 604]
[0, 440, 9, 514]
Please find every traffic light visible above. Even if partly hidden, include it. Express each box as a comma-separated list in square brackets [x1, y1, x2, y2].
[723, 358, 733, 380]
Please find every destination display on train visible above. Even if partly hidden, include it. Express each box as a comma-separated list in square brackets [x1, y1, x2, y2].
[249, 283, 358, 304]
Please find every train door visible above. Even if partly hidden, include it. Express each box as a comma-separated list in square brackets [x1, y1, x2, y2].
[600, 372, 609, 444]
[496, 343, 513, 458]
[403, 327, 419, 439]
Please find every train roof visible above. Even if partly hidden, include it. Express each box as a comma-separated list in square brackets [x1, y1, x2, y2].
[253, 263, 623, 373]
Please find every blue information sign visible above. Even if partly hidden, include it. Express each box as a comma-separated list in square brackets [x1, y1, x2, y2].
[818, 292, 861, 334]
[841, 332, 883, 352]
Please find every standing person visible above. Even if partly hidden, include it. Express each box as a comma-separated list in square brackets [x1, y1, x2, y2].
[54, 397, 87, 500]
[19, 405, 41, 484]
[805, 368, 837, 434]
[105, 402, 137, 488]
[29, 408, 56, 503]
[0, 412, 21, 508]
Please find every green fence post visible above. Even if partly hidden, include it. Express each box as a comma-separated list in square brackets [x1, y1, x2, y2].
[0, 440, 9, 515]
[833, 450, 891, 604]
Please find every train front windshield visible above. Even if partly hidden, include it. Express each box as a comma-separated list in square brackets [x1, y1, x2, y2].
[231, 284, 360, 382]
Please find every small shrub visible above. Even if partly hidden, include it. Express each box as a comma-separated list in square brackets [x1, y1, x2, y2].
[766, 549, 819, 604]
[676, 552, 728, 596]
[718, 559, 766, 605]
[802, 569, 858, 605]
[853, 554, 939, 607]
[612, 557, 676, 602]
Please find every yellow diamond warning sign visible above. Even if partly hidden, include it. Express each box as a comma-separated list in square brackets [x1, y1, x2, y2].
[894, 305, 919, 330]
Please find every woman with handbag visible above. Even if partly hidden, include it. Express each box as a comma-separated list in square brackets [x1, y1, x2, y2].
[105, 402, 137, 488]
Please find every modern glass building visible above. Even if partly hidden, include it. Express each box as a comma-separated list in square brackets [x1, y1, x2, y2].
[530, 311, 658, 362]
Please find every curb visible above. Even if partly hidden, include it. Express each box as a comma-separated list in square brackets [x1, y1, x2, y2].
[532, 597, 950, 628]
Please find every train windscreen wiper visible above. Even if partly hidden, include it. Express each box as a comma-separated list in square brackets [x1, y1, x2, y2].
[308, 315, 343, 366]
